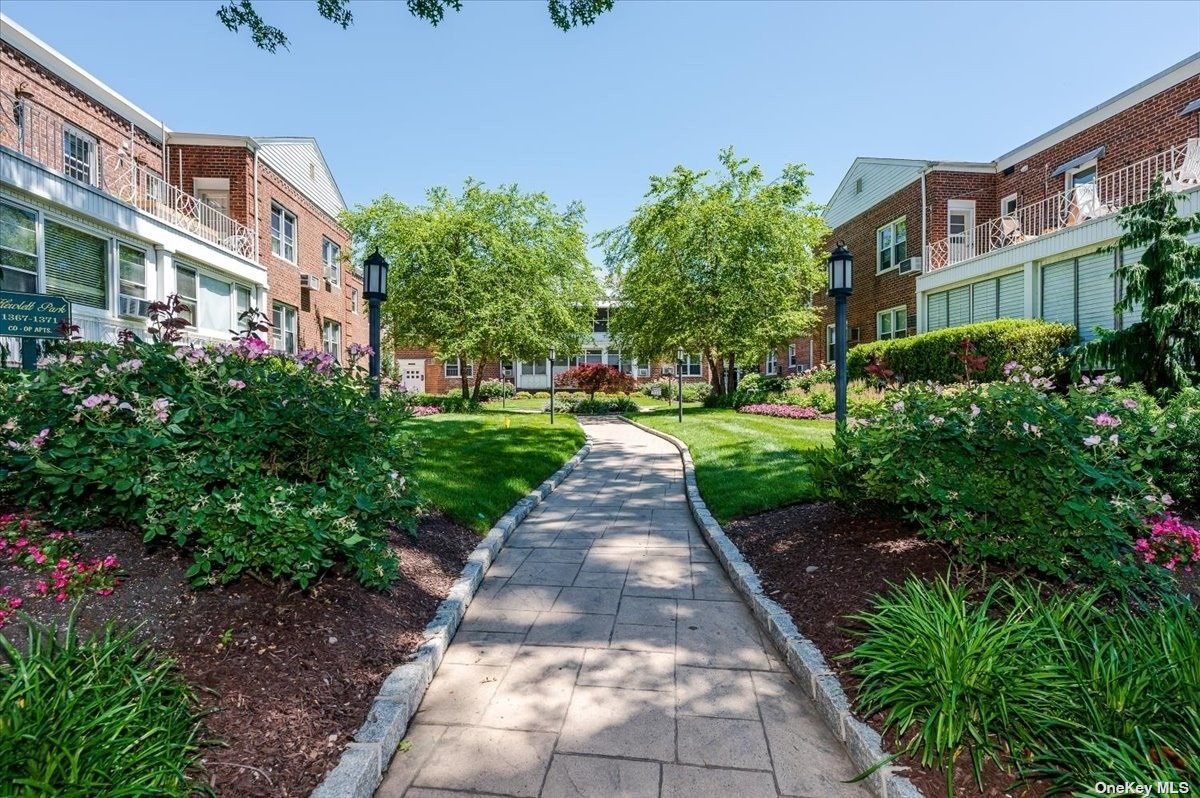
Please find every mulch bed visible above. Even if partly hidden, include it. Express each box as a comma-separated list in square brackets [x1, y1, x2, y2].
[726, 502, 1045, 798]
[2, 513, 478, 797]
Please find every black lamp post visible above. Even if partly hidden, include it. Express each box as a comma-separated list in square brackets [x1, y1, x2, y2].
[676, 347, 685, 423]
[548, 346, 557, 425]
[363, 249, 389, 400]
[827, 241, 853, 429]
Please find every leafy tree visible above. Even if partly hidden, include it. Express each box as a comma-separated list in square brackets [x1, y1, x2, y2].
[1079, 179, 1200, 394]
[341, 180, 600, 400]
[599, 148, 828, 395]
[218, 0, 614, 52]
[555, 364, 636, 400]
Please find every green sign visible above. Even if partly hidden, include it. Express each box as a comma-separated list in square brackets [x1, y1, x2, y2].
[0, 290, 71, 339]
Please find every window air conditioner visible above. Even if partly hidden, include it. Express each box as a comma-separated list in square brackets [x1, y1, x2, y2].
[300, 274, 322, 290]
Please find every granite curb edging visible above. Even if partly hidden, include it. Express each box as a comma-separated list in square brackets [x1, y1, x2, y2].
[310, 431, 595, 798]
[622, 416, 925, 798]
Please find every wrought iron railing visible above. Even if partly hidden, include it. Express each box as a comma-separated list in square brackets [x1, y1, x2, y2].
[925, 140, 1195, 271]
[0, 90, 256, 261]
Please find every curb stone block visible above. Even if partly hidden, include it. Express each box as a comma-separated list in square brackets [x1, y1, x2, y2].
[310, 743, 381, 798]
[620, 417, 923, 798]
[310, 433, 595, 797]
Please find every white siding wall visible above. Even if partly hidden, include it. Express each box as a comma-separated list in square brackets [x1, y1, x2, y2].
[254, 140, 345, 220]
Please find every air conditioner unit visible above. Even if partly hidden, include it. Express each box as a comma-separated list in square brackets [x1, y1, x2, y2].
[118, 295, 151, 318]
[897, 256, 923, 274]
[300, 274, 322, 290]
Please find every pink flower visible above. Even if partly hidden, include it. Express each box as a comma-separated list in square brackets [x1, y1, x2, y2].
[1083, 435, 1102, 446]
[1122, 397, 1138, 410]
[1091, 412, 1122, 428]
[115, 358, 143, 372]
[35, 581, 48, 595]
[227, 379, 247, 390]
[8, 597, 21, 609]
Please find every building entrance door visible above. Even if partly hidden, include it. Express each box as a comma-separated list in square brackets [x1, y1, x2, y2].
[397, 359, 425, 393]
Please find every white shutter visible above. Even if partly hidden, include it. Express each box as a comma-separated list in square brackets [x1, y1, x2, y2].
[1076, 250, 1116, 341]
[1041, 259, 1075, 326]
[997, 273, 1024, 319]
[971, 280, 997, 322]
[927, 292, 948, 331]
[947, 286, 971, 327]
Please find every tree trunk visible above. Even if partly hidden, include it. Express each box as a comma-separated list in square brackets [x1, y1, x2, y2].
[728, 354, 739, 393]
[470, 357, 487, 402]
[707, 352, 723, 396]
[459, 353, 470, 400]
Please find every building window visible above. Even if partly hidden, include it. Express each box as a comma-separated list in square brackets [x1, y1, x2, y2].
[876, 217, 907, 272]
[0, 201, 39, 293]
[445, 358, 474, 378]
[350, 287, 359, 313]
[176, 266, 198, 325]
[584, 349, 604, 365]
[1066, 161, 1098, 192]
[766, 349, 778, 374]
[1001, 193, 1019, 217]
[788, 343, 797, 369]
[62, 125, 97, 185]
[45, 220, 107, 310]
[322, 320, 342, 360]
[679, 353, 703, 377]
[877, 305, 907, 340]
[117, 244, 149, 317]
[235, 285, 252, 328]
[592, 307, 609, 334]
[194, 178, 231, 216]
[617, 353, 649, 378]
[520, 359, 547, 376]
[270, 204, 296, 262]
[826, 324, 835, 355]
[323, 238, 341, 285]
[272, 302, 297, 353]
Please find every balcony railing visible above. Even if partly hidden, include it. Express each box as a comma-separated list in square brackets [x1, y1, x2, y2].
[925, 140, 1196, 271]
[0, 91, 256, 261]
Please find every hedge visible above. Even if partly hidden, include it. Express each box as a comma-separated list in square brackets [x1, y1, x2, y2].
[848, 318, 1076, 384]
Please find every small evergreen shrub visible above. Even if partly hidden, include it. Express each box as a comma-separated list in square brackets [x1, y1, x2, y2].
[848, 319, 1076, 384]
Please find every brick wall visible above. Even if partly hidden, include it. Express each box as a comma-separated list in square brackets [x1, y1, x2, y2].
[164, 144, 254, 228]
[1, 41, 163, 177]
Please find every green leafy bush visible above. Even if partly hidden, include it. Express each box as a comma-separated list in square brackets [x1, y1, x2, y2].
[848, 318, 1076, 384]
[533, 391, 551, 399]
[0, 337, 420, 589]
[0, 616, 208, 796]
[817, 368, 1172, 588]
[849, 577, 1200, 795]
[477, 378, 515, 400]
[639, 378, 712, 403]
[402, 392, 480, 413]
[1158, 388, 1200, 511]
[514, 391, 533, 400]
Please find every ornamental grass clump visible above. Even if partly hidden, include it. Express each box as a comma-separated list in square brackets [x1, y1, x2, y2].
[0, 616, 208, 797]
[817, 366, 1175, 589]
[0, 316, 420, 590]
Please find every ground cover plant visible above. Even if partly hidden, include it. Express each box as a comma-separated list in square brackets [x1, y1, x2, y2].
[0, 314, 420, 590]
[634, 408, 833, 520]
[405, 411, 585, 531]
[0, 616, 207, 797]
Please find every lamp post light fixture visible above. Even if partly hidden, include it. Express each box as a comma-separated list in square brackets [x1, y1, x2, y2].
[362, 249, 390, 400]
[827, 241, 853, 429]
[676, 347, 686, 423]
[548, 346, 557, 425]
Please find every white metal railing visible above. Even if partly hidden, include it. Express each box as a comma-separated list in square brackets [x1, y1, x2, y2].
[0, 90, 256, 261]
[925, 141, 1194, 271]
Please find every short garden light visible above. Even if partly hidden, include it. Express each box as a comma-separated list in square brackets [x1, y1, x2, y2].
[676, 347, 686, 423]
[827, 241, 853, 428]
[362, 249, 389, 400]
[548, 345, 557, 425]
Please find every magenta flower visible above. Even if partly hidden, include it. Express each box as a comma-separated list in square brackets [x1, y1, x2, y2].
[738, 404, 822, 420]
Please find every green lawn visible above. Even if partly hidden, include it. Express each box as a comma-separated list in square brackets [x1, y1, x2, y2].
[634, 408, 834, 521]
[479, 397, 551, 412]
[405, 411, 585, 531]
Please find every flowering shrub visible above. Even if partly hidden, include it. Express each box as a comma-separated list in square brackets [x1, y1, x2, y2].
[0, 335, 420, 589]
[409, 405, 443, 417]
[477, 378, 515, 400]
[815, 368, 1173, 588]
[1135, 515, 1200, 572]
[738, 403, 822, 419]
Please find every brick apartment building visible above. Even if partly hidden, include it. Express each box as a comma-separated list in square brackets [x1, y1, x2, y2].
[0, 15, 363, 362]
[814, 52, 1200, 364]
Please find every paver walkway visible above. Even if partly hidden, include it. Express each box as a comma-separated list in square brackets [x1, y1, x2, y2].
[377, 417, 867, 798]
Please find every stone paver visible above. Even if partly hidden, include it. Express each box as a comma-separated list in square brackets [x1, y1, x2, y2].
[377, 418, 867, 797]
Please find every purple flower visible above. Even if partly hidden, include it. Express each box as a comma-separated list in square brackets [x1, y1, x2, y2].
[1122, 397, 1138, 410]
[1091, 412, 1122, 428]
[227, 379, 247, 390]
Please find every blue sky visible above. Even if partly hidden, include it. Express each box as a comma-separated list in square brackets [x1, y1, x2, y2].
[4, 0, 1199, 258]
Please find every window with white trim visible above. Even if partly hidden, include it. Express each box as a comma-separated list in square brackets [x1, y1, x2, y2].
[175, 263, 252, 332]
[0, 200, 38, 293]
[323, 238, 341, 285]
[444, 358, 474, 378]
[270, 203, 297, 262]
[117, 244, 149, 317]
[176, 266, 198, 326]
[45, 220, 107, 310]
[679, 353, 703, 377]
[272, 301, 297, 353]
[350, 287, 359, 313]
[1066, 161, 1098, 192]
[877, 305, 907, 341]
[584, 349, 604, 365]
[876, 217, 907, 272]
[1001, 193, 1019, 217]
[617, 353, 649, 378]
[322, 319, 342, 361]
[520, 359, 547, 376]
[826, 324, 835, 355]
[766, 349, 778, 374]
[62, 125, 97, 185]
[788, 343, 797, 369]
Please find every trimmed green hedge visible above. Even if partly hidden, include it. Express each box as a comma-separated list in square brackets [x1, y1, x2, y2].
[848, 319, 1076, 384]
